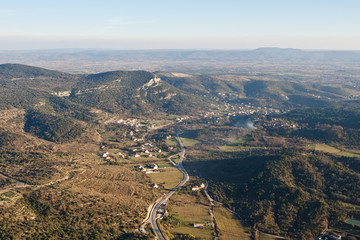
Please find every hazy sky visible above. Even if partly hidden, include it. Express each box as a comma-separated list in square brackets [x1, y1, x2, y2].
[1, 0, 360, 50]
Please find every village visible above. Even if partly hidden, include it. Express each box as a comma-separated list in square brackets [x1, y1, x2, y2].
[199, 103, 282, 124]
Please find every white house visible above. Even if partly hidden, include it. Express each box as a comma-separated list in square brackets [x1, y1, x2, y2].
[192, 186, 200, 191]
[148, 163, 158, 169]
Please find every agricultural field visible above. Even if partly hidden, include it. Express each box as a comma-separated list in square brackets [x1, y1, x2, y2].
[213, 205, 251, 240]
[161, 192, 214, 240]
[179, 137, 202, 147]
[169, 154, 180, 165]
[165, 138, 179, 147]
[147, 167, 183, 189]
[311, 144, 360, 158]
[227, 137, 253, 144]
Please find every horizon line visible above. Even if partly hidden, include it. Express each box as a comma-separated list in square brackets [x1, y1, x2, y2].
[1, 47, 360, 52]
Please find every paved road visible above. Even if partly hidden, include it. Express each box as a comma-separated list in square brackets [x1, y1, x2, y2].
[142, 130, 189, 240]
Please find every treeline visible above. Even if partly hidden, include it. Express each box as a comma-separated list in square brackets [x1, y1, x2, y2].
[77, 70, 155, 89]
[24, 110, 84, 142]
[267, 108, 360, 145]
[0, 63, 69, 79]
[267, 124, 360, 145]
[283, 108, 360, 129]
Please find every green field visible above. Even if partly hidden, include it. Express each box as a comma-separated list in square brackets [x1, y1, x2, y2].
[213, 205, 251, 240]
[312, 144, 360, 158]
[346, 219, 360, 227]
[231, 138, 253, 144]
[169, 154, 180, 164]
[156, 161, 174, 168]
[180, 137, 201, 147]
[147, 167, 183, 189]
[165, 138, 179, 147]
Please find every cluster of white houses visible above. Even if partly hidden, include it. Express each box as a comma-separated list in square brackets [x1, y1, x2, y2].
[100, 151, 125, 161]
[117, 118, 144, 128]
[99, 142, 163, 161]
[101, 152, 112, 161]
[131, 142, 162, 158]
[135, 163, 159, 173]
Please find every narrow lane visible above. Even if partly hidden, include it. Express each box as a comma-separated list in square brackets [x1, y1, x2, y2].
[0, 173, 30, 195]
[203, 180, 219, 240]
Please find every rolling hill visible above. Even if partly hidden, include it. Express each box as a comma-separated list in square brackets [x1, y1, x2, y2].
[157, 71, 360, 110]
[0, 63, 211, 116]
[1, 63, 360, 143]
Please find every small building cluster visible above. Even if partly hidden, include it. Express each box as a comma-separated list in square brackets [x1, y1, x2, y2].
[176, 117, 189, 122]
[191, 183, 206, 191]
[101, 152, 112, 161]
[261, 118, 298, 129]
[200, 103, 281, 122]
[134, 163, 159, 174]
[314, 233, 342, 240]
[117, 118, 144, 128]
[130, 142, 162, 158]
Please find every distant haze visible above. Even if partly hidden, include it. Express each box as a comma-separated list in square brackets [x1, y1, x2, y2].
[1, 48, 360, 74]
[1, 0, 360, 50]
[2, 36, 360, 51]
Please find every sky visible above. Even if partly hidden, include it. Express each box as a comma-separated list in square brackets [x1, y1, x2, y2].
[1, 0, 360, 50]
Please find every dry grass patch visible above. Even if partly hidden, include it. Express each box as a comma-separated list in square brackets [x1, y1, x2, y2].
[171, 226, 213, 240]
[0, 162, 160, 239]
[213, 205, 251, 240]
[147, 167, 183, 189]
[259, 234, 278, 240]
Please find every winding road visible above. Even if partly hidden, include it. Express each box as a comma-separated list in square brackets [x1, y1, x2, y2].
[141, 130, 189, 240]
[0, 173, 30, 195]
[0, 168, 85, 195]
